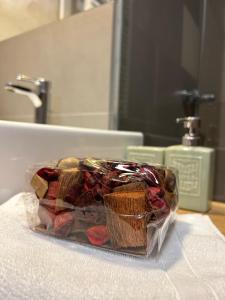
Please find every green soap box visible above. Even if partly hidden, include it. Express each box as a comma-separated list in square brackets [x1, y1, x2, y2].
[126, 146, 165, 165]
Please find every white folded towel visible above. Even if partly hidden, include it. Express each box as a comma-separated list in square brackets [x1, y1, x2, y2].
[0, 193, 225, 300]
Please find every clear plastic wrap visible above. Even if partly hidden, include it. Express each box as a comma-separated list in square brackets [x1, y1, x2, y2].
[28, 157, 178, 257]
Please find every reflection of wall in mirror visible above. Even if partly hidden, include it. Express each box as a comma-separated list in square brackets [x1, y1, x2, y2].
[0, 0, 113, 41]
[0, 2, 113, 129]
[75, 0, 113, 12]
[0, 0, 59, 41]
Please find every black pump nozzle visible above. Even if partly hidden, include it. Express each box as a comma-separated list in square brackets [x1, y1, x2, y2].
[175, 89, 215, 116]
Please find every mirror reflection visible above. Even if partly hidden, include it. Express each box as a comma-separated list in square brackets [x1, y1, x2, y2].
[0, 0, 112, 41]
[0, 0, 114, 127]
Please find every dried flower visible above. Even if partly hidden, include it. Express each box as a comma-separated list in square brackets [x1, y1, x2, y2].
[37, 167, 59, 182]
[86, 225, 109, 246]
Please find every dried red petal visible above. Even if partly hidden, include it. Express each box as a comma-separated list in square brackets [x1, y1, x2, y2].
[149, 187, 164, 198]
[72, 191, 95, 208]
[54, 212, 74, 236]
[147, 188, 165, 209]
[86, 225, 109, 246]
[84, 171, 97, 186]
[64, 184, 82, 205]
[37, 168, 59, 182]
[47, 181, 60, 200]
[151, 197, 165, 209]
[83, 182, 90, 192]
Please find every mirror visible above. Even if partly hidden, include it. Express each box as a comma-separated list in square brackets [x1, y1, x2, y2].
[110, 0, 225, 202]
[0, 0, 114, 128]
[111, 0, 224, 148]
[0, 0, 112, 41]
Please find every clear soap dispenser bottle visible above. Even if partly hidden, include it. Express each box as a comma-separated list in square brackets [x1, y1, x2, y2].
[165, 116, 215, 212]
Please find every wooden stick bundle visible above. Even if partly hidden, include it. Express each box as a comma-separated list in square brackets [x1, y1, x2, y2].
[104, 191, 147, 248]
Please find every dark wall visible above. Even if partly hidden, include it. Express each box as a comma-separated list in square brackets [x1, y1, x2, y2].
[119, 0, 201, 146]
[118, 0, 225, 200]
[200, 0, 225, 200]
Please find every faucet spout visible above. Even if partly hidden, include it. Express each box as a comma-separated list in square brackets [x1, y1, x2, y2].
[4, 83, 42, 108]
[4, 75, 50, 124]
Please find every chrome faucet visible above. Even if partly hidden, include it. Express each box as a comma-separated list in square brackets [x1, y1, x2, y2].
[4, 74, 50, 124]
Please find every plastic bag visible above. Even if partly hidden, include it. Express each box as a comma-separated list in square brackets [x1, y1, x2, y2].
[28, 157, 178, 257]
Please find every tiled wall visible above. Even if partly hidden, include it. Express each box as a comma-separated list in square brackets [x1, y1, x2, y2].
[0, 2, 113, 129]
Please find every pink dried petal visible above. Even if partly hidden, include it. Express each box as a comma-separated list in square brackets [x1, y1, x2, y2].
[54, 212, 74, 236]
[47, 181, 60, 200]
[149, 187, 164, 198]
[86, 225, 109, 246]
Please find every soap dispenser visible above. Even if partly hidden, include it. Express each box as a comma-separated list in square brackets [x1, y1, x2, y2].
[165, 116, 215, 212]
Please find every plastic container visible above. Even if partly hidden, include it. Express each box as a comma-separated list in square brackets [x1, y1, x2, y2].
[27, 157, 178, 257]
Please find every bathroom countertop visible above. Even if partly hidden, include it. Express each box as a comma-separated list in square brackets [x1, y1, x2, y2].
[178, 201, 225, 235]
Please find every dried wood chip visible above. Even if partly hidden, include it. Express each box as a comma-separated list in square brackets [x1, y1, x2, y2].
[113, 181, 147, 192]
[31, 174, 48, 199]
[58, 168, 81, 199]
[57, 157, 80, 169]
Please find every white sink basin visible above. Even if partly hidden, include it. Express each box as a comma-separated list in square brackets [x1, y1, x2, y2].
[0, 121, 143, 204]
